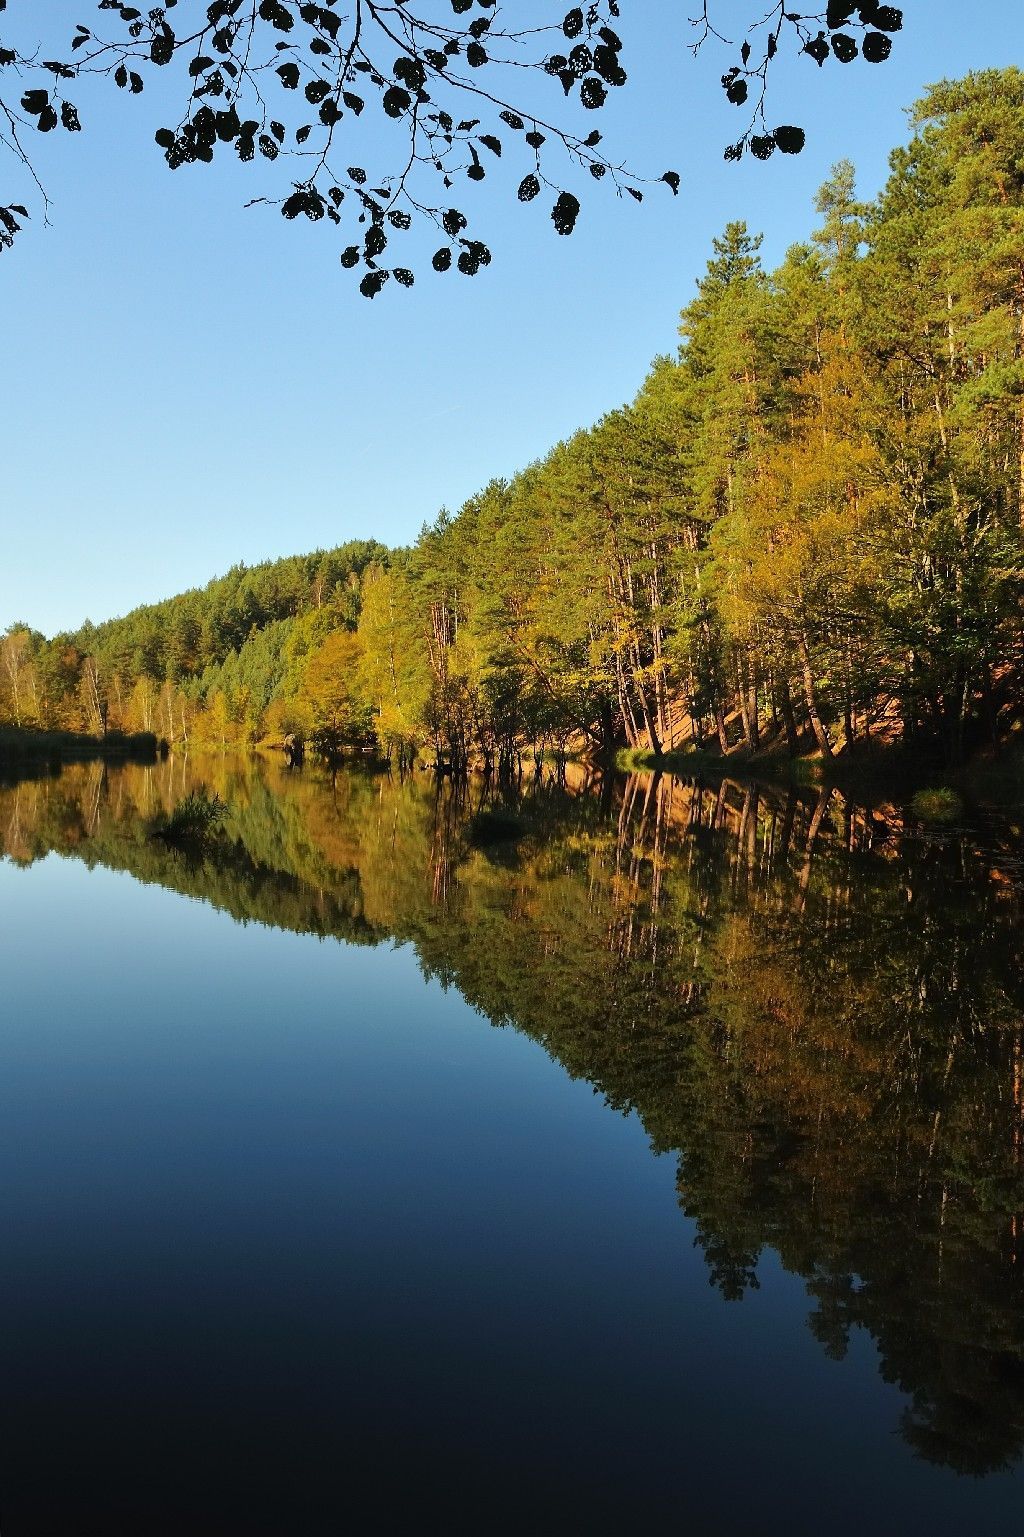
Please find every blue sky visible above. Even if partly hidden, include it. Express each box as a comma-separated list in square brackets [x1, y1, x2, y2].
[2, 2, 1020, 635]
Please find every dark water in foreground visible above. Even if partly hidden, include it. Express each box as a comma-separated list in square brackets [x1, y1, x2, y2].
[1, 757, 1023, 1534]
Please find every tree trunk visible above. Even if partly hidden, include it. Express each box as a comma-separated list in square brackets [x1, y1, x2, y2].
[981, 661, 1000, 755]
[715, 701, 729, 756]
[636, 679, 663, 758]
[597, 695, 617, 758]
[736, 656, 753, 750]
[779, 678, 801, 759]
[745, 650, 760, 752]
[842, 638, 855, 752]
[798, 632, 834, 761]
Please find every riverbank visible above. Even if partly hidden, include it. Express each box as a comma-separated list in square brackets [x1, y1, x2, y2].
[0, 727, 161, 777]
[616, 736, 1024, 813]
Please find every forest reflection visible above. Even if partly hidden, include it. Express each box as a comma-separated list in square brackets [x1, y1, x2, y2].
[4, 755, 1024, 1477]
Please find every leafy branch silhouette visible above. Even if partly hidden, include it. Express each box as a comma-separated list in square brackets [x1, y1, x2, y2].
[0, 1, 902, 289]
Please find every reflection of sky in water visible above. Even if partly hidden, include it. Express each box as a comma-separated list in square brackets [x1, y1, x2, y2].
[0, 806, 1020, 1532]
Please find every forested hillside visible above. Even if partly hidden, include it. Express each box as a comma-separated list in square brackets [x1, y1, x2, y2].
[0, 541, 387, 749]
[4, 71, 1023, 769]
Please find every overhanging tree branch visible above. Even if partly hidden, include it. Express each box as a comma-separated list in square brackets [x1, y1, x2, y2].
[0, 0, 904, 288]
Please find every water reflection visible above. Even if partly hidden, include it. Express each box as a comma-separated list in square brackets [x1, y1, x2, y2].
[4, 756, 1024, 1478]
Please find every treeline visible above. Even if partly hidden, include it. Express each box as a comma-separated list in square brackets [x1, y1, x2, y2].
[0, 541, 386, 750]
[4, 70, 1023, 767]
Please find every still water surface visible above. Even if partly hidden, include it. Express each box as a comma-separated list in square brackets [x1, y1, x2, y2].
[1, 756, 1023, 1533]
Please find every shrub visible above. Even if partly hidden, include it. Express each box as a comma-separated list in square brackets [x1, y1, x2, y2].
[910, 787, 964, 824]
[151, 789, 228, 845]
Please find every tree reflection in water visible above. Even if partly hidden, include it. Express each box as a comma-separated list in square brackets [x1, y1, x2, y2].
[4, 755, 1024, 1476]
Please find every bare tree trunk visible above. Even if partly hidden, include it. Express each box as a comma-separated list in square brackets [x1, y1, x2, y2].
[798, 632, 834, 762]
[615, 652, 639, 749]
[736, 655, 753, 750]
[635, 677, 663, 758]
[715, 700, 729, 756]
[779, 677, 801, 758]
[842, 636, 855, 752]
[743, 648, 760, 751]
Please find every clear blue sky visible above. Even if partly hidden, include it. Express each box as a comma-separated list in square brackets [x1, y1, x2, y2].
[2, 2, 1020, 635]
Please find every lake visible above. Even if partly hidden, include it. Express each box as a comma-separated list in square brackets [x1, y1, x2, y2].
[1, 755, 1022, 1533]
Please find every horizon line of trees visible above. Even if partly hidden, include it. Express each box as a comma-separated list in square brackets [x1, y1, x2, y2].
[3, 69, 1023, 768]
